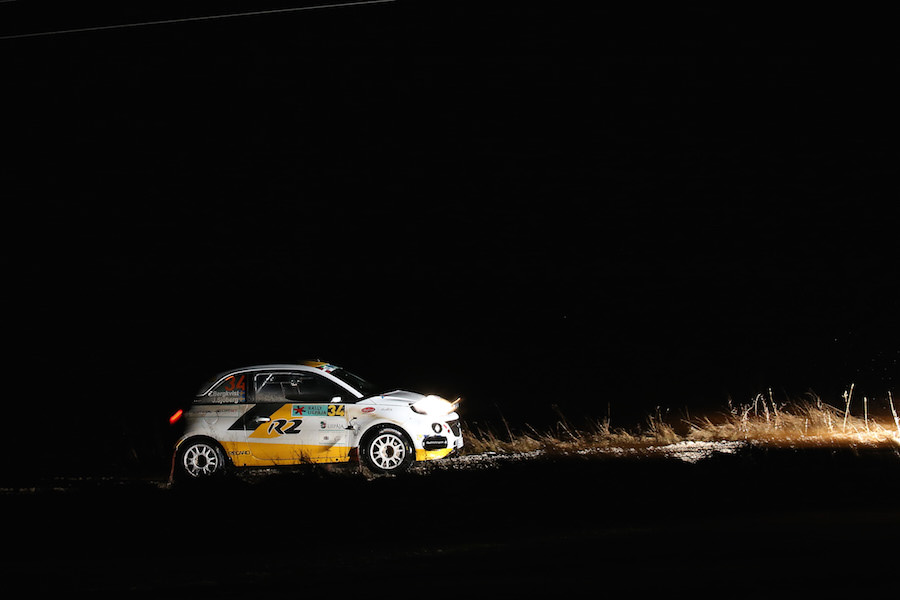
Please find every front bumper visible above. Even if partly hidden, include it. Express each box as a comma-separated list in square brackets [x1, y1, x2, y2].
[414, 418, 463, 461]
[423, 435, 450, 450]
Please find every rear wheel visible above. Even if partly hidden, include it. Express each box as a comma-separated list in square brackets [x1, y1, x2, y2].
[177, 439, 228, 480]
[360, 427, 413, 474]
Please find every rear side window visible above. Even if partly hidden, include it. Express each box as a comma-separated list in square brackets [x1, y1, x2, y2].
[202, 373, 247, 404]
[253, 372, 351, 403]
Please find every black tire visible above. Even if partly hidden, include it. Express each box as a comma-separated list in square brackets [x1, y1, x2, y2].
[359, 426, 414, 474]
[175, 438, 229, 482]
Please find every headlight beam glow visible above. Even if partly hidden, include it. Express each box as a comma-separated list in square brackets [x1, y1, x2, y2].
[411, 395, 459, 416]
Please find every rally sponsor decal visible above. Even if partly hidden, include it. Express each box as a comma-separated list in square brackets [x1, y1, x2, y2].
[292, 404, 345, 417]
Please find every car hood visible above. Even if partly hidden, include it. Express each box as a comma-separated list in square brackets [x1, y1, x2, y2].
[360, 390, 428, 407]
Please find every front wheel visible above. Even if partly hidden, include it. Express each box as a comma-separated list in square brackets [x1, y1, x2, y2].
[360, 427, 414, 474]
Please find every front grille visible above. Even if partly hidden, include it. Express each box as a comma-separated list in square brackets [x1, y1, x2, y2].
[447, 419, 461, 437]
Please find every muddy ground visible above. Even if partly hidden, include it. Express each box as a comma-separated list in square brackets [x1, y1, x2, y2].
[3, 444, 899, 597]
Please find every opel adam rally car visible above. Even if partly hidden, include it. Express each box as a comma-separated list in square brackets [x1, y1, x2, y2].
[171, 361, 463, 478]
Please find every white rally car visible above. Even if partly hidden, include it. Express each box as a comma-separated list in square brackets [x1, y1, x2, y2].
[170, 361, 463, 479]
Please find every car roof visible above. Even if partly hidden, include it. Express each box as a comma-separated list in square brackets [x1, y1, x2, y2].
[196, 362, 337, 397]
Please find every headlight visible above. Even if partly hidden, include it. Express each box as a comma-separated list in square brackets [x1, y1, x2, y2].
[410, 395, 461, 416]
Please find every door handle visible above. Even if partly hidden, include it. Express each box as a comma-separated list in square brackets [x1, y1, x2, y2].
[254, 416, 271, 423]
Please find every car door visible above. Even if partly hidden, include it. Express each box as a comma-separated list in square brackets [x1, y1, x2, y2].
[244, 371, 351, 464]
[290, 372, 353, 463]
[291, 396, 352, 464]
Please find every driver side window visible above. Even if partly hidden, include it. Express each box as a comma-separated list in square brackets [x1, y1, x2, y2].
[253, 372, 350, 403]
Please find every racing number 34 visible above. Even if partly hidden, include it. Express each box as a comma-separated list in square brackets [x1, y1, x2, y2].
[223, 375, 246, 391]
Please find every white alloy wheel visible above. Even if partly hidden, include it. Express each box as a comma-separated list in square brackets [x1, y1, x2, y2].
[364, 429, 412, 473]
[181, 441, 223, 478]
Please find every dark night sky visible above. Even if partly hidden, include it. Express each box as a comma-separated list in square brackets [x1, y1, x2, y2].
[3, 1, 898, 458]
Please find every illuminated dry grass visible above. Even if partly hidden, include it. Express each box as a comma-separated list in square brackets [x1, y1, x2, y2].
[464, 390, 900, 455]
[687, 394, 900, 447]
[464, 409, 682, 455]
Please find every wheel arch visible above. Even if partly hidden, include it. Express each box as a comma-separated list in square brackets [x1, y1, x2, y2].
[357, 421, 415, 450]
[175, 434, 229, 457]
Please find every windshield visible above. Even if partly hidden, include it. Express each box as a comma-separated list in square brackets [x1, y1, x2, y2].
[330, 368, 380, 397]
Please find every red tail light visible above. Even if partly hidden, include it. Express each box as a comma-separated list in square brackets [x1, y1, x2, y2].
[169, 409, 184, 425]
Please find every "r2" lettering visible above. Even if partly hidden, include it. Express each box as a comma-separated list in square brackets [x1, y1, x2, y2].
[267, 418, 303, 435]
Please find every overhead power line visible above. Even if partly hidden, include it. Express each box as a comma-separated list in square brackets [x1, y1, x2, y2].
[0, 0, 396, 41]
